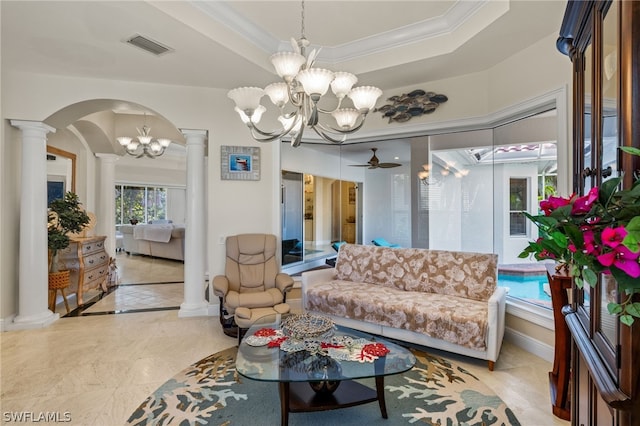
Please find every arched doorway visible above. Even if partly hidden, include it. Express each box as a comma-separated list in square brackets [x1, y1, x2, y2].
[44, 99, 190, 315]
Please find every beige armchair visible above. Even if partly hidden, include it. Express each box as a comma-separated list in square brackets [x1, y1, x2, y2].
[213, 234, 293, 338]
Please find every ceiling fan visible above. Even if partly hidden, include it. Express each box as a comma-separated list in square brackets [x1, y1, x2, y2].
[351, 148, 402, 169]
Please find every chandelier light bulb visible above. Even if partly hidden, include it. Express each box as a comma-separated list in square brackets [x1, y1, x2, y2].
[270, 52, 306, 81]
[332, 108, 359, 129]
[331, 72, 357, 98]
[265, 82, 290, 107]
[157, 138, 172, 148]
[227, 87, 265, 115]
[349, 86, 383, 111]
[127, 140, 140, 150]
[150, 142, 163, 154]
[138, 136, 152, 145]
[117, 137, 132, 147]
[296, 68, 334, 97]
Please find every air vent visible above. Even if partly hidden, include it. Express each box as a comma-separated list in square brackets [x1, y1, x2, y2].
[125, 34, 173, 56]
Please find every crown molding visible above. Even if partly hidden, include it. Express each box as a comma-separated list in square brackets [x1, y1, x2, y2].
[192, 0, 498, 65]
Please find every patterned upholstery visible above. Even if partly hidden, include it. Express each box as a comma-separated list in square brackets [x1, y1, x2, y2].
[335, 244, 497, 302]
[304, 244, 499, 352]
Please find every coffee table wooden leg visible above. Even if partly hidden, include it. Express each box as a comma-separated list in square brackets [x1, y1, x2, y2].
[279, 382, 289, 426]
[375, 376, 388, 418]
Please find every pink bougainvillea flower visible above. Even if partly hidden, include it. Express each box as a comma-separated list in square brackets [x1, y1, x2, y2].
[597, 245, 640, 278]
[601, 226, 627, 248]
[540, 196, 571, 215]
[568, 243, 577, 253]
[571, 187, 599, 215]
[583, 230, 600, 255]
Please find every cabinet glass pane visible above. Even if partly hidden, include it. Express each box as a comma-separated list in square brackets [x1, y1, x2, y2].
[600, 275, 618, 345]
[583, 43, 594, 194]
[598, 1, 619, 347]
[602, 0, 619, 183]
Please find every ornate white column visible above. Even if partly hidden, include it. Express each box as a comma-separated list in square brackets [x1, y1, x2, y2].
[10, 120, 59, 329]
[179, 129, 209, 317]
[95, 154, 119, 257]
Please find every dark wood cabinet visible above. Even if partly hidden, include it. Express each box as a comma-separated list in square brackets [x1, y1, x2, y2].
[557, 1, 640, 425]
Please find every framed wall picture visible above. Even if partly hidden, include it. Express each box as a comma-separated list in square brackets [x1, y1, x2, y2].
[221, 146, 261, 181]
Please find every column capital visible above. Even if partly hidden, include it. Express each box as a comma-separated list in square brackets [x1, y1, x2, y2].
[95, 153, 120, 163]
[10, 120, 56, 135]
[180, 129, 208, 144]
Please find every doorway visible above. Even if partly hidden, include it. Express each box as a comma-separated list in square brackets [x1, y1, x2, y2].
[282, 170, 361, 268]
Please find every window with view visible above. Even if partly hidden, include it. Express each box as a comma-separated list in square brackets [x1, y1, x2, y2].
[115, 184, 167, 225]
[509, 178, 528, 236]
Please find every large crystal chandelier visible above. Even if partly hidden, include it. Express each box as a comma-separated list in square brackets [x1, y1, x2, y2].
[116, 114, 172, 159]
[227, 1, 382, 147]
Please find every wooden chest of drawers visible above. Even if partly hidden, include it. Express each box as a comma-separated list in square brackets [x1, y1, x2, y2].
[60, 236, 109, 306]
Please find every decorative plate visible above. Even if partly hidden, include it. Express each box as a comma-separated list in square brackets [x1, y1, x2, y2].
[281, 313, 335, 340]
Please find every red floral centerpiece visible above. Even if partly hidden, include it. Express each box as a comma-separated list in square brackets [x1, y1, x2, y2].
[519, 147, 640, 325]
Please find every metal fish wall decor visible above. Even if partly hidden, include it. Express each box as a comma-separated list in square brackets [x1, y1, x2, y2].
[374, 89, 448, 123]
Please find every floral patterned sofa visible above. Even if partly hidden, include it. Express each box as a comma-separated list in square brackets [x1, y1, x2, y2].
[301, 243, 506, 370]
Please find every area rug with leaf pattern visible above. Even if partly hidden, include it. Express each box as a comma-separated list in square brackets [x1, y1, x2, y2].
[127, 346, 521, 426]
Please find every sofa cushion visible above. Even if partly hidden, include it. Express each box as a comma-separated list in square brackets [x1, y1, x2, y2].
[305, 280, 489, 351]
[335, 244, 497, 302]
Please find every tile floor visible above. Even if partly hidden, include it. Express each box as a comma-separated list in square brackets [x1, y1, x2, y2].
[2, 252, 569, 426]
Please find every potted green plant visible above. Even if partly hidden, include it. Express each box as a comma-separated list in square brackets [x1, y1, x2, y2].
[48, 192, 90, 274]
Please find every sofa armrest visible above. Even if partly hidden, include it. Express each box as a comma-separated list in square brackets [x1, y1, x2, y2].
[276, 273, 295, 294]
[485, 286, 508, 363]
[212, 275, 229, 299]
[301, 268, 337, 311]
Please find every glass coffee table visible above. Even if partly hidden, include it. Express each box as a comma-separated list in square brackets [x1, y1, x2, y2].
[235, 314, 416, 426]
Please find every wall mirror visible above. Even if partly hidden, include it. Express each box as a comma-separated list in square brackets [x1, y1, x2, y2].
[46, 146, 76, 204]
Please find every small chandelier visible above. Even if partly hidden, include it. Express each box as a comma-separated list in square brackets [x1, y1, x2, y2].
[117, 114, 171, 159]
[418, 164, 440, 186]
[227, 0, 382, 147]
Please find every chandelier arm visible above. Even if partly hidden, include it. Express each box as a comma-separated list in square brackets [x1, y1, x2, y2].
[288, 86, 305, 108]
[315, 98, 343, 115]
[249, 127, 288, 143]
[311, 125, 347, 144]
[246, 122, 288, 139]
[315, 118, 367, 136]
[291, 128, 305, 147]
[246, 113, 303, 141]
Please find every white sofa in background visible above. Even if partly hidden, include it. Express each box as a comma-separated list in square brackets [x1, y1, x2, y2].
[302, 243, 506, 370]
[119, 224, 185, 261]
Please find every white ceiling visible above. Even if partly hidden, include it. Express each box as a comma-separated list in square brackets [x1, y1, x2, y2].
[1, 0, 566, 161]
[1, 0, 566, 91]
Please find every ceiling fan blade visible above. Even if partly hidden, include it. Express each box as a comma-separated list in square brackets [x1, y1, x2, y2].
[352, 148, 399, 169]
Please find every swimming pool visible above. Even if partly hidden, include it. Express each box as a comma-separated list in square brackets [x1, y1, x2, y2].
[498, 273, 551, 305]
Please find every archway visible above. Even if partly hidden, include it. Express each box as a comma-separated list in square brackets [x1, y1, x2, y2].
[43, 99, 190, 315]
